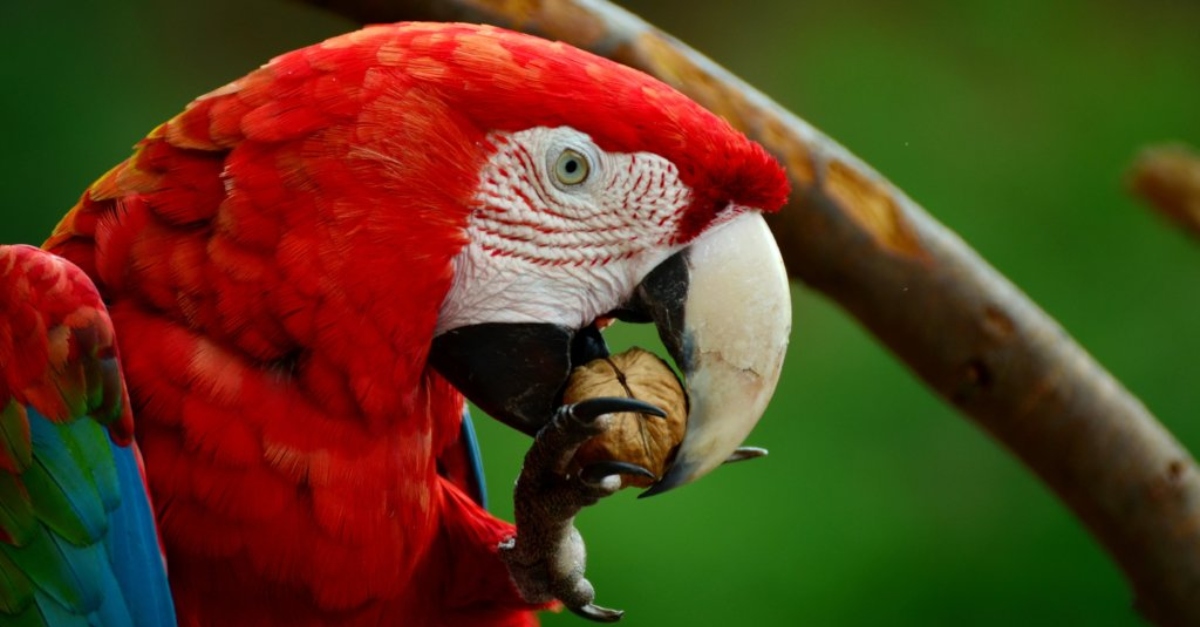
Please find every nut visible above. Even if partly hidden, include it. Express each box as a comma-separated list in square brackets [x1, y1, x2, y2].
[564, 347, 688, 487]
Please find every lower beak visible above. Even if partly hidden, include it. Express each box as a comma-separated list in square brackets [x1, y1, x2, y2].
[631, 211, 791, 496]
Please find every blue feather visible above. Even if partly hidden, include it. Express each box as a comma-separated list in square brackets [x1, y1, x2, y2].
[460, 406, 489, 510]
[104, 437, 175, 627]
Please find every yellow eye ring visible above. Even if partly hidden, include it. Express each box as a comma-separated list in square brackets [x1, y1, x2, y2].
[554, 149, 590, 186]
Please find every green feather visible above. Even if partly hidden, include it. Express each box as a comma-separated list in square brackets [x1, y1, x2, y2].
[24, 421, 107, 546]
[81, 349, 103, 414]
[0, 400, 32, 473]
[0, 472, 36, 546]
[20, 461, 101, 548]
[0, 531, 96, 614]
[0, 528, 88, 612]
[1, 604, 46, 627]
[68, 419, 120, 513]
[89, 358, 125, 427]
[0, 548, 35, 615]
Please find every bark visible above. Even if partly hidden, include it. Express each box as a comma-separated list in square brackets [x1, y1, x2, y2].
[300, 1, 1200, 624]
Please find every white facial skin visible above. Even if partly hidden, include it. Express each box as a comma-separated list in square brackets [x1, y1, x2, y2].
[437, 127, 711, 334]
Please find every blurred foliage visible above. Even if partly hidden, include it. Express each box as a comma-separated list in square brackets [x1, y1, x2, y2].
[2, 1, 1199, 625]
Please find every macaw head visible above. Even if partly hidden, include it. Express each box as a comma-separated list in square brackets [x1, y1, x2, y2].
[384, 24, 793, 494]
[120, 22, 790, 495]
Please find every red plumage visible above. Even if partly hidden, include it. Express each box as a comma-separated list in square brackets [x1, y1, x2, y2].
[0, 244, 133, 442]
[42, 22, 788, 626]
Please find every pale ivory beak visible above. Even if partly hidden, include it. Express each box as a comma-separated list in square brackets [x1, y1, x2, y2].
[638, 210, 791, 496]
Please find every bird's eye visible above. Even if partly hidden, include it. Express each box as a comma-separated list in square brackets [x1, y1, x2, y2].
[553, 149, 590, 186]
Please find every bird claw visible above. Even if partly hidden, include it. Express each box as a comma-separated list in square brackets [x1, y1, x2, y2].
[580, 460, 657, 486]
[570, 603, 625, 623]
[724, 446, 769, 464]
[502, 396, 665, 621]
[567, 396, 667, 424]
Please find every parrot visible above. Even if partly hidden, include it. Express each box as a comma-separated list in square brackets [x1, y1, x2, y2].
[1, 21, 792, 627]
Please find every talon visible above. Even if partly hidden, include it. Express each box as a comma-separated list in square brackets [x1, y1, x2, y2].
[569, 397, 667, 423]
[580, 461, 657, 485]
[724, 446, 768, 464]
[570, 603, 625, 623]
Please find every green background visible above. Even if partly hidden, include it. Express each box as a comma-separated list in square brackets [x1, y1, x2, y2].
[3, 1, 1199, 625]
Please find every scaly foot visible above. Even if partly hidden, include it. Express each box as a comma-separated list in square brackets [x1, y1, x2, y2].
[500, 397, 665, 622]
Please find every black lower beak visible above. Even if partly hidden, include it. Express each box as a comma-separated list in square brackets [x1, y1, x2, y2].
[429, 321, 611, 436]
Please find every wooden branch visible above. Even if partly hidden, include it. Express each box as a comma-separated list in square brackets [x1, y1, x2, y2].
[299, 1, 1200, 624]
[1128, 143, 1200, 240]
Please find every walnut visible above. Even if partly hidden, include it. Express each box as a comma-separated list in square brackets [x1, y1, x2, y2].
[563, 347, 688, 488]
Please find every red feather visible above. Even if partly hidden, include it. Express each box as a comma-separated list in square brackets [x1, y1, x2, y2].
[0, 245, 134, 443]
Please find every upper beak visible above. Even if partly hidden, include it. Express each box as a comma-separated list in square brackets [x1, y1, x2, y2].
[630, 211, 791, 496]
[429, 210, 791, 494]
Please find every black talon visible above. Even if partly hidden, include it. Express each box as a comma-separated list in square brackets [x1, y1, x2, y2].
[580, 461, 657, 485]
[570, 603, 624, 623]
[724, 446, 768, 464]
[569, 397, 667, 423]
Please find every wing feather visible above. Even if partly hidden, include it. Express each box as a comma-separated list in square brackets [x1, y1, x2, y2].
[0, 244, 174, 627]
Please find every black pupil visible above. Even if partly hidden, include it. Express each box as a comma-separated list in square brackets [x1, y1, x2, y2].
[564, 158, 578, 174]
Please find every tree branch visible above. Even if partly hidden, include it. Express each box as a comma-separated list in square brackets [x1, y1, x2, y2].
[1128, 143, 1200, 241]
[299, 1, 1200, 624]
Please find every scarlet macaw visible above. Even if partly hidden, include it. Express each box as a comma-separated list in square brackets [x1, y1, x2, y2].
[1, 22, 791, 626]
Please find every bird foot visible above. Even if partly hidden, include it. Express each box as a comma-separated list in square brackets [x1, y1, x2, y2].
[500, 397, 666, 623]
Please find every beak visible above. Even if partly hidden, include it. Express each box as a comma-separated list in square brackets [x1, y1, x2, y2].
[429, 211, 790, 494]
[630, 211, 791, 496]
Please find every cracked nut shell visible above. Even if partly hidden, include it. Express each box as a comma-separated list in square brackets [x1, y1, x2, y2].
[564, 347, 688, 488]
